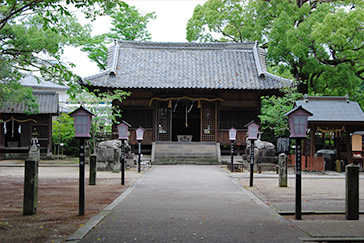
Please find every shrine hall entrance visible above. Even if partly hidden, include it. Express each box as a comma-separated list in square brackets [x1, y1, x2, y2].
[156, 101, 217, 142]
[171, 101, 200, 142]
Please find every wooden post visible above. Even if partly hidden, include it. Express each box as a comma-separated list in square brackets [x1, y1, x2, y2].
[310, 126, 316, 158]
[89, 154, 97, 185]
[79, 138, 86, 216]
[295, 138, 302, 220]
[346, 164, 359, 220]
[23, 160, 39, 215]
[121, 140, 125, 185]
[346, 126, 352, 164]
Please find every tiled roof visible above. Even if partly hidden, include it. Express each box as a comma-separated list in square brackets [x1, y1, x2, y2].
[295, 96, 364, 122]
[20, 74, 69, 90]
[1, 91, 59, 115]
[83, 41, 291, 90]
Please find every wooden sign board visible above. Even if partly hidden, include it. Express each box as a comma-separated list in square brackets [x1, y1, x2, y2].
[352, 134, 363, 152]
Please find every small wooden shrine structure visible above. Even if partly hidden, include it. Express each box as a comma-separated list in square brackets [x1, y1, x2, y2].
[0, 91, 59, 159]
[295, 95, 364, 164]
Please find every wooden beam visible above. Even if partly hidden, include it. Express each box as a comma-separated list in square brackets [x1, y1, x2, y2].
[310, 126, 317, 158]
[346, 126, 352, 164]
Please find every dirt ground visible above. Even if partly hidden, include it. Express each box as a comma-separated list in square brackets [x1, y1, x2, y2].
[232, 169, 364, 221]
[2, 163, 363, 242]
[0, 160, 145, 243]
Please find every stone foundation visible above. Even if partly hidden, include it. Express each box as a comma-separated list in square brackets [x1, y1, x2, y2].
[96, 139, 133, 172]
[243, 140, 278, 171]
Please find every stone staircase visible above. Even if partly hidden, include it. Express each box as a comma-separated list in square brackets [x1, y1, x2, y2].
[152, 142, 220, 165]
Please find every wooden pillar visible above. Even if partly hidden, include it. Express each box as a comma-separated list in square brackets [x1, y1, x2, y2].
[336, 129, 341, 160]
[302, 139, 307, 171]
[310, 126, 317, 158]
[89, 154, 97, 185]
[321, 131, 325, 149]
[346, 126, 352, 164]
[48, 114, 52, 155]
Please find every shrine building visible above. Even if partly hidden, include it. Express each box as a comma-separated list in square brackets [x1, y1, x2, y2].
[82, 41, 290, 163]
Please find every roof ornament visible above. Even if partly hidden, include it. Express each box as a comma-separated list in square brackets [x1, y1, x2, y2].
[110, 40, 119, 76]
[345, 94, 349, 103]
[253, 41, 264, 77]
[304, 94, 309, 103]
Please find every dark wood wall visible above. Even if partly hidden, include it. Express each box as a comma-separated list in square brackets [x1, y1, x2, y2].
[1, 113, 52, 153]
[113, 90, 261, 145]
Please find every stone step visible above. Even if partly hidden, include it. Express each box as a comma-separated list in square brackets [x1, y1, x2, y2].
[155, 144, 217, 153]
[155, 153, 216, 157]
[153, 161, 218, 165]
[153, 158, 219, 165]
[154, 143, 219, 164]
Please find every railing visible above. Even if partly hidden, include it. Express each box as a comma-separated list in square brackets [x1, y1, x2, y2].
[287, 155, 325, 172]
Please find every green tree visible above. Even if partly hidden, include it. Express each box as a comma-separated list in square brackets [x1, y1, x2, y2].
[0, 0, 123, 108]
[186, 0, 364, 97]
[187, 0, 364, 140]
[0, 79, 38, 114]
[259, 89, 303, 140]
[69, 88, 130, 153]
[53, 88, 130, 156]
[0, 0, 120, 31]
[81, 2, 156, 70]
[0, 12, 91, 110]
[52, 113, 78, 156]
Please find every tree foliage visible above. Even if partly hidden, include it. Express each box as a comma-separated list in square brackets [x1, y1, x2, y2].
[186, 0, 364, 97]
[0, 0, 123, 109]
[53, 88, 129, 155]
[187, 0, 364, 139]
[0, 79, 38, 114]
[0, 0, 120, 31]
[69, 87, 130, 153]
[81, 2, 155, 70]
[259, 89, 303, 139]
[52, 113, 78, 156]
[73, 88, 130, 129]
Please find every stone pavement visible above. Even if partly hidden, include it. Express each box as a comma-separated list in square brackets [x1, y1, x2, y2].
[68, 165, 364, 242]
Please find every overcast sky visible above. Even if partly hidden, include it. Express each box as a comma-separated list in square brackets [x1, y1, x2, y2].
[62, 0, 207, 78]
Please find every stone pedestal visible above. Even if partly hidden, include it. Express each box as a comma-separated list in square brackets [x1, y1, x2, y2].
[278, 153, 288, 187]
[244, 140, 278, 171]
[96, 139, 130, 171]
[28, 143, 40, 162]
[96, 148, 121, 171]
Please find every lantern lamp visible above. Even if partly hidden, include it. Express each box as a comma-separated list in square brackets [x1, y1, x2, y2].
[136, 127, 145, 141]
[69, 106, 94, 138]
[284, 106, 313, 138]
[229, 127, 237, 141]
[246, 121, 260, 140]
[68, 105, 94, 216]
[117, 120, 131, 140]
[284, 105, 313, 220]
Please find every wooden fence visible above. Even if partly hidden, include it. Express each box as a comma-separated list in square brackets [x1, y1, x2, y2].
[287, 155, 325, 172]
